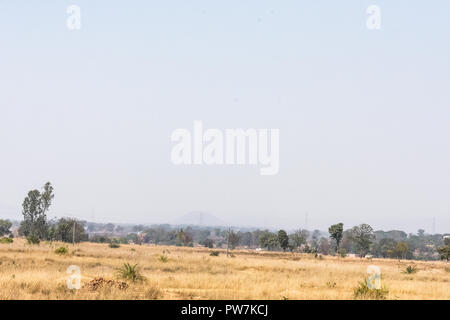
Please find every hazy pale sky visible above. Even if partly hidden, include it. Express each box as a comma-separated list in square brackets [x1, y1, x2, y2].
[0, 1, 449, 233]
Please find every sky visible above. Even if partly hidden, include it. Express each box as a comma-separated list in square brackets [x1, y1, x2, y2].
[0, 1, 449, 233]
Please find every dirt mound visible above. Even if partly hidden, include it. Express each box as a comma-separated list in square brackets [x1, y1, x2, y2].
[85, 277, 128, 291]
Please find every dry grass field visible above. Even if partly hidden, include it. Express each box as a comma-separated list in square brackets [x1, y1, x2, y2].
[0, 238, 449, 300]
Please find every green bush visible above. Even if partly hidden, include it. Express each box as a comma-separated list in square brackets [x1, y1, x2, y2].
[55, 246, 68, 255]
[0, 237, 13, 244]
[403, 265, 418, 274]
[116, 263, 145, 282]
[26, 235, 40, 245]
[353, 279, 389, 300]
[109, 238, 121, 248]
[159, 255, 168, 263]
[338, 248, 347, 258]
[209, 251, 220, 256]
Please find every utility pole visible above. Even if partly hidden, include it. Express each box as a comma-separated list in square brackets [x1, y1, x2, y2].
[72, 221, 76, 246]
[226, 228, 230, 257]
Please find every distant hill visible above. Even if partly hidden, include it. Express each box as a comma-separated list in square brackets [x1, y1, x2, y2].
[173, 211, 227, 227]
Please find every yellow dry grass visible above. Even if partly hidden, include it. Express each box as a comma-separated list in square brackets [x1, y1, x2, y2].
[0, 238, 449, 300]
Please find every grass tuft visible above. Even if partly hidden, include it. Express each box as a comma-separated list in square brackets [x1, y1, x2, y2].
[54, 246, 68, 255]
[353, 279, 389, 300]
[159, 255, 168, 263]
[116, 263, 145, 282]
[0, 237, 13, 244]
[403, 265, 418, 274]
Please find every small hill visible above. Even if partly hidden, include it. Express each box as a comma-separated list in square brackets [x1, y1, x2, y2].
[173, 211, 227, 227]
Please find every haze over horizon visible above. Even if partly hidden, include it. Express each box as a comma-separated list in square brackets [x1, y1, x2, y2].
[1, 1, 449, 234]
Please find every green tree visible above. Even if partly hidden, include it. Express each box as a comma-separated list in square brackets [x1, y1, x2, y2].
[176, 229, 193, 246]
[227, 230, 240, 250]
[19, 182, 54, 242]
[52, 218, 87, 243]
[289, 229, 307, 251]
[258, 231, 279, 251]
[278, 230, 289, 252]
[328, 223, 344, 253]
[393, 241, 409, 260]
[351, 224, 375, 257]
[377, 238, 397, 258]
[438, 237, 450, 261]
[0, 219, 12, 237]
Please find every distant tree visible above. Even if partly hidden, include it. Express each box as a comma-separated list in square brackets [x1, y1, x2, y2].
[105, 223, 115, 233]
[19, 182, 54, 242]
[277, 230, 289, 252]
[258, 231, 279, 251]
[376, 238, 397, 258]
[393, 241, 409, 260]
[176, 229, 193, 246]
[319, 237, 330, 255]
[53, 218, 87, 243]
[227, 230, 240, 250]
[311, 230, 321, 250]
[438, 237, 450, 261]
[351, 224, 375, 257]
[328, 223, 344, 253]
[203, 238, 214, 248]
[417, 229, 425, 237]
[0, 219, 12, 237]
[133, 225, 145, 232]
[238, 231, 253, 247]
[289, 229, 307, 251]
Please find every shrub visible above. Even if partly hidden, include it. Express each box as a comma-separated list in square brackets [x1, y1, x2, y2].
[0, 237, 13, 244]
[403, 265, 418, 274]
[209, 251, 220, 257]
[26, 235, 40, 245]
[338, 248, 347, 258]
[445, 267, 450, 273]
[116, 263, 145, 282]
[55, 246, 68, 255]
[109, 238, 120, 248]
[159, 255, 168, 263]
[353, 279, 389, 300]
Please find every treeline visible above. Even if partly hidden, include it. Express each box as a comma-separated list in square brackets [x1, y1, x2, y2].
[85, 222, 449, 261]
[4, 182, 450, 262]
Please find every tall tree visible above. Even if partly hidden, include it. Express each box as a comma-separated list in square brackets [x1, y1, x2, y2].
[328, 223, 344, 253]
[277, 230, 289, 252]
[19, 182, 54, 242]
[289, 229, 307, 251]
[438, 237, 450, 261]
[227, 230, 240, 250]
[351, 223, 375, 257]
